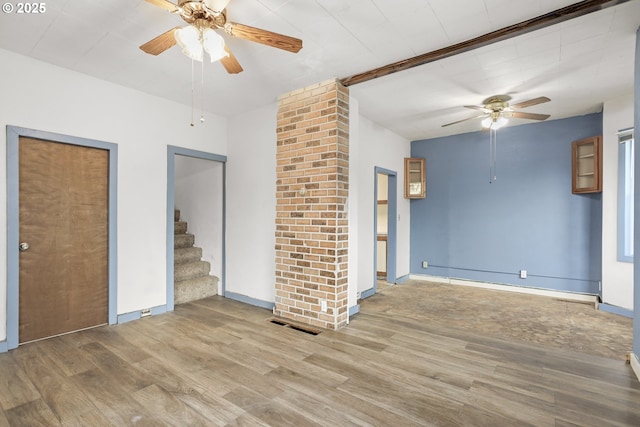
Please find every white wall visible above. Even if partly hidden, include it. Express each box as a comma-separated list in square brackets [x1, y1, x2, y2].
[351, 100, 412, 298]
[348, 98, 361, 313]
[0, 49, 227, 339]
[226, 103, 277, 304]
[174, 156, 224, 282]
[602, 94, 634, 309]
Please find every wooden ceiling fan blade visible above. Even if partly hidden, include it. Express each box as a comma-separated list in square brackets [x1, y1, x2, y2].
[143, 0, 178, 12]
[510, 111, 550, 121]
[220, 46, 243, 74]
[225, 22, 302, 53]
[510, 96, 550, 109]
[442, 114, 488, 127]
[140, 26, 181, 55]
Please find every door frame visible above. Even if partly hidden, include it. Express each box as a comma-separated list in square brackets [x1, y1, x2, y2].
[166, 146, 227, 312]
[6, 125, 118, 351]
[362, 167, 397, 299]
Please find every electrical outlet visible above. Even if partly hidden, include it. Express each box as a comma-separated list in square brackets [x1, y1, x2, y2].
[321, 300, 327, 312]
[520, 270, 527, 279]
[141, 308, 151, 317]
[422, 261, 428, 268]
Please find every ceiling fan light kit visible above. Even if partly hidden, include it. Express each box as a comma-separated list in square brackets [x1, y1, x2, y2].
[442, 94, 551, 183]
[482, 115, 508, 130]
[174, 25, 228, 62]
[204, 0, 231, 11]
[140, 0, 303, 73]
[442, 95, 550, 129]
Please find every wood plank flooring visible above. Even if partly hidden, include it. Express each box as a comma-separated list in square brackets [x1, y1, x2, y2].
[0, 282, 638, 426]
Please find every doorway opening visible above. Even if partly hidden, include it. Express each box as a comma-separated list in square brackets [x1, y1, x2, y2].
[166, 146, 226, 312]
[362, 167, 397, 299]
[376, 173, 389, 281]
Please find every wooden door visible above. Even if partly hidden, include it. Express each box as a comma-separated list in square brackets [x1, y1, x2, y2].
[18, 137, 109, 343]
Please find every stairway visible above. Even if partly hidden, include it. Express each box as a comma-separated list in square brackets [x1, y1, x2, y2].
[174, 208, 218, 304]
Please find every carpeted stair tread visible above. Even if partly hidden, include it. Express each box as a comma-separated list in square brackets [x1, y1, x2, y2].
[175, 260, 211, 282]
[175, 221, 188, 234]
[174, 247, 203, 265]
[175, 275, 218, 305]
[174, 233, 195, 249]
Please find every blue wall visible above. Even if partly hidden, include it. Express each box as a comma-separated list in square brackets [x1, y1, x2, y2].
[411, 113, 603, 294]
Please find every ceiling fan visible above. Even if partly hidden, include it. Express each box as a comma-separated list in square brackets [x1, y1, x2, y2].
[139, 0, 303, 74]
[442, 95, 551, 129]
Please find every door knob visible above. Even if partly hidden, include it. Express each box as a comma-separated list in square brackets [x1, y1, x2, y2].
[19, 242, 29, 252]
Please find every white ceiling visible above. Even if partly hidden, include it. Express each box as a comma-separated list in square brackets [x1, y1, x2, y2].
[0, 0, 638, 140]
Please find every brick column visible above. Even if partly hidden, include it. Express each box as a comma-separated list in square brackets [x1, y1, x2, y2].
[274, 79, 349, 330]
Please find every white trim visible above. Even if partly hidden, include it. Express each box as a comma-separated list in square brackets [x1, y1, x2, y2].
[409, 274, 599, 304]
[630, 352, 640, 383]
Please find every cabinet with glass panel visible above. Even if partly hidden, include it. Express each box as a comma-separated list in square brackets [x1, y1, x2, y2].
[404, 158, 426, 199]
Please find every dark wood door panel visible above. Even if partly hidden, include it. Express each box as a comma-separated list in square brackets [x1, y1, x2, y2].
[19, 137, 109, 343]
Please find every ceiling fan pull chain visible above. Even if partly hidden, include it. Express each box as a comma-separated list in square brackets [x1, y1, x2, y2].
[489, 128, 497, 183]
[490, 128, 496, 183]
[190, 58, 195, 127]
[200, 55, 205, 123]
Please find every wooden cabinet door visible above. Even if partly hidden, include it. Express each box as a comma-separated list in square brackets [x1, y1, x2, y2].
[19, 137, 109, 343]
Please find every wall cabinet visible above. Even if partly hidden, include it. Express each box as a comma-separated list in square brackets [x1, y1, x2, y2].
[404, 158, 426, 199]
[572, 136, 602, 194]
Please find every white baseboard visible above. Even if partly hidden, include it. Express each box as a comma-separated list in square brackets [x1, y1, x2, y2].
[631, 352, 640, 383]
[409, 274, 599, 304]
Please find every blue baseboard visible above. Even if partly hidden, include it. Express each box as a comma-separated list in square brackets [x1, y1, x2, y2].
[598, 303, 634, 318]
[151, 305, 168, 316]
[117, 304, 168, 324]
[396, 274, 410, 284]
[349, 304, 360, 317]
[225, 291, 275, 310]
[360, 288, 376, 299]
[0, 341, 8, 353]
[117, 311, 141, 324]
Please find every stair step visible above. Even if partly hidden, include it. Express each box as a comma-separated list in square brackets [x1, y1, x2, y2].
[175, 275, 218, 305]
[175, 221, 188, 235]
[174, 261, 211, 282]
[174, 247, 203, 265]
[175, 209, 180, 222]
[174, 233, 195, 249]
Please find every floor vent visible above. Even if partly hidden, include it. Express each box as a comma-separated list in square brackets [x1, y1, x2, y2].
[269, 318, 321, 335]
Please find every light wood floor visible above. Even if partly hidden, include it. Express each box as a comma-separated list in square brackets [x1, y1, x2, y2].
[0, 282, 638, 426]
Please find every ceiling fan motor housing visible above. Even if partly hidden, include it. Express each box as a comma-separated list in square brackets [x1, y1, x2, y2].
[178, 1, 226, 28]
[484, 97, 509, 112]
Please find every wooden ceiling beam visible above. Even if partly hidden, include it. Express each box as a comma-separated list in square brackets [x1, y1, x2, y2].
[339, 0, 631, 87]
